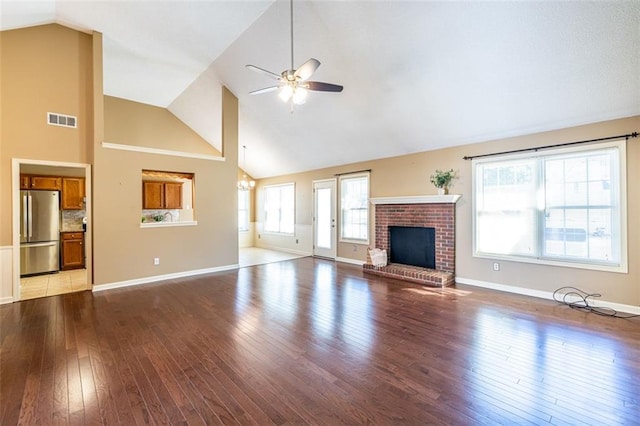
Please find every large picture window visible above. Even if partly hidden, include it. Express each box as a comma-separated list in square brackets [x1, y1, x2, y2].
[264, 183, 295, 234]
[340, 174, 369, 243]
[473, 140, 626, 272]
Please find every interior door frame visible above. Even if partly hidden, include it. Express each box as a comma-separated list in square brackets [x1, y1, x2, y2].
[312, 178, 337, 259]
[12, 158, 92, 302]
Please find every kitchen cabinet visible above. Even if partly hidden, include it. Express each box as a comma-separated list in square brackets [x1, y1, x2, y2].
[164, 182, 183, 209]
[61, 177, 85, 210]
[61, 232, 84, 270]
[143, 181, 182, 209]
[23, 175, 62, 190]
[20, 174, 29, 189]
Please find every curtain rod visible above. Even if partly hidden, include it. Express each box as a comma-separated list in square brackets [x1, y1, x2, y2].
[463, 132, 638, 161]
[334, 169, 371, 177]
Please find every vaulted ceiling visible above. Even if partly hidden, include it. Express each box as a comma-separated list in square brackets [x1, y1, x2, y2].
[2, 1, 639, 178]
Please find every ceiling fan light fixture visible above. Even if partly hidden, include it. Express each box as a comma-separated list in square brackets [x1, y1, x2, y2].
[292, 87, 307, 105]
[279, 85, 293, 102]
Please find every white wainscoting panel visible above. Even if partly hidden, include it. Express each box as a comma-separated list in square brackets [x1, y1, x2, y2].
[0, 246, 14, 304]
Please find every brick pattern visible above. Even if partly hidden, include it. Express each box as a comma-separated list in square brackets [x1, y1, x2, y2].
[363, 263, 455, 287]
[373, 203, 456, 275]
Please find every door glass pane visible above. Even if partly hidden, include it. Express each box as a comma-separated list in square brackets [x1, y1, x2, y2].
[317, 187, 331, 249]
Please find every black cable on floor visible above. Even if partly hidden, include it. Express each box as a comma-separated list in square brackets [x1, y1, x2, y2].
[553, 286, 640, 319]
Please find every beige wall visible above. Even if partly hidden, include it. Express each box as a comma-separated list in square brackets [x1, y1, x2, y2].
[104, 96, 221, 156]
[0, 24, 95, 245]
[94, 91, 237, 285]
[1, 23, 239, 297]
[256, 116, 640, 306]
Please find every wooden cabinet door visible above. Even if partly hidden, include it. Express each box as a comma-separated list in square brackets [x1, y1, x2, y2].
[61, 233, 84, 270]
[143, 181, 164, 209]
[20, 175, 30, 189]
[30, 176, 61, 190]
[164, 182, 183, 209]
[61, 178, 85, 210]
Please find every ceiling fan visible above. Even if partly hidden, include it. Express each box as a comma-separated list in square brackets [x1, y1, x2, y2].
[246, 0, 343, 107]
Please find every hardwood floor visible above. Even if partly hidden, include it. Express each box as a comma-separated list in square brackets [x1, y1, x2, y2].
[1, 257, 639, 425]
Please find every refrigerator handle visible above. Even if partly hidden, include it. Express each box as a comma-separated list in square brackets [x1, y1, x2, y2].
[22, 195, 28, 238]
[28, 195, 33, 238]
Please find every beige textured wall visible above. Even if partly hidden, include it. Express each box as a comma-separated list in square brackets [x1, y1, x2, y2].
[104, 96, 221, 155]
[0, 24, 94, 245]
[256, 116, 640, 306]
[93, 90, 238, 285]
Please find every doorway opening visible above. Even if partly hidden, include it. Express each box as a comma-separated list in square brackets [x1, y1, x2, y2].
[12, 159, 92, 301]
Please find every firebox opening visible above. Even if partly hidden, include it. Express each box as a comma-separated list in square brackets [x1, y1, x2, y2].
[389, 226, 436, 269]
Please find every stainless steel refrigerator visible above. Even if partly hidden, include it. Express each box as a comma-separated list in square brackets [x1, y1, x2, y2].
[20, 190, 60, 276]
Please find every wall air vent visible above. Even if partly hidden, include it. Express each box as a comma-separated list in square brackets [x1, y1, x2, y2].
[47, 112, 77, 128]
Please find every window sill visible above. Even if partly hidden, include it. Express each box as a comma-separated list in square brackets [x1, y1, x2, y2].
[473, 252, 627, 274]
[140, 221, 198, 229]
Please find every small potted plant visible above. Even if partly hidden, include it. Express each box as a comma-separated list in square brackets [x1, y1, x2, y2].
[430, 169, 455, 195]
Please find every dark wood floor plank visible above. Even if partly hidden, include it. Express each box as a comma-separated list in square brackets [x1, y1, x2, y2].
[3, 257, 640, 425]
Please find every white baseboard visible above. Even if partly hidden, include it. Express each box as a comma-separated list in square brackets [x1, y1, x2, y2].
[336, 256, 365, 266]
[0, 296, 14, 305]
[456, 276, 640, 315]
[93, 264, 238, 293]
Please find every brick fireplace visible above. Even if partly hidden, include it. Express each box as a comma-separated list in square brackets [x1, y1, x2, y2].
[363, 195, 460, 287]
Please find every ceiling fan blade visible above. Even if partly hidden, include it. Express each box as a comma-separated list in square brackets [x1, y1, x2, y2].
[306, 81, 343, 93]
[249, 86, 280, 95]
[246, 65, 282, 81]
[294, 58, 320, 81]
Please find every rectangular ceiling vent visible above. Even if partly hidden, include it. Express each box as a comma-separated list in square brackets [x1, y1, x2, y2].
[47, 112, 77, 128]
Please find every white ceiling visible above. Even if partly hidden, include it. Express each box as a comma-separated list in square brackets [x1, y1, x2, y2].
[2, 1, 639, 179]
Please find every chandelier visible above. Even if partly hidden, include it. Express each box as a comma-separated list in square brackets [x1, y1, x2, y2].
[238, 145, 255, 190]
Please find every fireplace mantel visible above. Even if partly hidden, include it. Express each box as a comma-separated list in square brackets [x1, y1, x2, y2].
[369, 194, 461, 205]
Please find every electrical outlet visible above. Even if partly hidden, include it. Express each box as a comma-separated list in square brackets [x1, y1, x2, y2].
[154, 257, 160, 265]
[493, 262, 500, 271]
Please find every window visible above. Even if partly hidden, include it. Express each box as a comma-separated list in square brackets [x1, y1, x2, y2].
[264, 183, 295, 234]
[141, 170, 196, 226]
[238, 189, 249, 232]
[340, 173, 369, 243]
[473, 140, 626, 272]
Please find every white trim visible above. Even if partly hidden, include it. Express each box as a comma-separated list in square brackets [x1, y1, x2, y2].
[0, 246, 14, 304]
[369, 195, 461, 205]
[140, 221, 198, 228]
[336, 256, 365, 266]
[92, 264, 238, 293]
[456, 276, 640, 315]
[102, 142, 224, 161]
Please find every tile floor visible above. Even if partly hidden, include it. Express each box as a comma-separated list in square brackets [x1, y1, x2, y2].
[20, 269, 88, 300]
[239, 247, 307, 267]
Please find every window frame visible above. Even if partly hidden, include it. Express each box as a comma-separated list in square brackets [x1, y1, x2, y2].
[339, 172, 370, 244]
[472, 139, 627, 273]
[263, 182, 295, 235]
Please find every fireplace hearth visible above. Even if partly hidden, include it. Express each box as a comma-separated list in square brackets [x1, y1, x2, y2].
[364, 195, 460, 287]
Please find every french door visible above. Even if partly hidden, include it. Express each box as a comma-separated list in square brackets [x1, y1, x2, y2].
[313, 179, 337, 259]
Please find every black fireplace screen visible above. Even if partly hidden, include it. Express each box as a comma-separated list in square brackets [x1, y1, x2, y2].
[389, 226, 436, 269]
